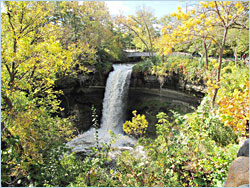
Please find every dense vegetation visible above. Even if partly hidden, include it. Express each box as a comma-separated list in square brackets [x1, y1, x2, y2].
[1, 1, 249, 187]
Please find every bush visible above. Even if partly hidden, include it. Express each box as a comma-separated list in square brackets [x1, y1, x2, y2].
[123, 110, 148, 138]
[152, 54, 206, 85]
[67, 98, 239, 187]
[2, 93, 240, 187]
[180, 96, 238, 147]
[216, 65, 249, 136]
[133, 58, 154, 73]
[137, 109, 239, 187]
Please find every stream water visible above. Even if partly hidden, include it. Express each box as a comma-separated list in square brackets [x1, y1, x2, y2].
[67, 64, 136, 153]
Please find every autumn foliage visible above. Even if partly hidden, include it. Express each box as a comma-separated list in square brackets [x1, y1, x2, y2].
[217, 81, 249, 135]
[123, 110, 148, 138]
[1, 1, 249, 187]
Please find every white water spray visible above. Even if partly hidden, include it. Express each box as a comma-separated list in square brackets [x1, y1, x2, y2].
[101, 64, 134, 133]
[67, 64, 135, 153]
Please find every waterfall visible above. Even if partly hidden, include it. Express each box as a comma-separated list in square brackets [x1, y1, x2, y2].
[101, 64, 133, 134]
[67, 64, 135, 153]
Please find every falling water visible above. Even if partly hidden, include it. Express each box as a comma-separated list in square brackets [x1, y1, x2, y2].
[67, 64, 136, 153]
[101, 64, 134, 133]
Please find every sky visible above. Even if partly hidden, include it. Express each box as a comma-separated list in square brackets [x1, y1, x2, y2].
[1, 1, 198, 19]
[105, 1, 197, 19]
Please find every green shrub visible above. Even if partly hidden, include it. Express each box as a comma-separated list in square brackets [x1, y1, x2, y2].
[3, 96, 239, 187]
[152, 54, 206, 85]
[133, 58, 154, 73]
[137, 109, 239, 187]
[133, 55, 162, 73]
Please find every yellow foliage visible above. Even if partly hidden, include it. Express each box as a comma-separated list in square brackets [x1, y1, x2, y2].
[196, 19, 201, 24]
[166, 25, 172, 29]
[176, 14, 181, 20]
[235, 2, 240, 8]
[1, 2, 81, 174]
[214, 63, 219, 69]
[123, 110, 148, 138]
[200, 2, 209, 8]
[222, 1, 230, 6]
[209, 2, 215, 8]
[217, 81, 249, 134]
[170, 12, 176, 17]
[199, 14, 206, 19]
[211, 59, 217, 64]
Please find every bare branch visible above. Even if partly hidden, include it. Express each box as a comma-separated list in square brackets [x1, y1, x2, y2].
[214, 1, 226, 27]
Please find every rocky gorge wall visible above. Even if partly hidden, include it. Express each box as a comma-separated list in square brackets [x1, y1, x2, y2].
[130, 70, 206, 97]
[55, 67, 205, 135]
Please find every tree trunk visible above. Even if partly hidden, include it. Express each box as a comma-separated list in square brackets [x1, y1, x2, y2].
[142, 17, 154, 62]
[212, 27, 228, 106]
[203, 39, 208, 70]
[199, 51, 204, 65]
[234, 47, 238, 66]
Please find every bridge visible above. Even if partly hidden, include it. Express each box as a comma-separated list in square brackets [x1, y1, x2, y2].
[124, 51, 157, 58]
[122, 49, 156, 61]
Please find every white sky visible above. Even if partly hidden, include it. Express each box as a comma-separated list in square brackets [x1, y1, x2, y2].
[105, 1, 131, 15]
[1, 2, 6, 13]
[0, 1, 197, 19]
[105, 1, 195, 18]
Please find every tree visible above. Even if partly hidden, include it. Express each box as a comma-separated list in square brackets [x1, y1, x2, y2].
[226, 28, 249, 65]
[159, 1, 249, 105]
[1, 2, 84, 185]
[160, 5, 215, 69]
[53, 1, 124, 63]
[205, 1, 249, 105]
[115, 6, 159, 60]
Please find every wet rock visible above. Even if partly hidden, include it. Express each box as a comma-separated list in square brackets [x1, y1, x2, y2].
[79, 74, 93, 87]
[185, 83, 206, 94]
[55, 65, 202, 135]
[108, 147, 133, 160]
[55, 76, 79, 94]
[131, 145, 147, 159]
[108, 145, 147, 161]
[60, 87, 105, 132]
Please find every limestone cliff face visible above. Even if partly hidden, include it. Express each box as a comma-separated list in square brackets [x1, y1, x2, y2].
[130, 70, 206, 97]
[55, 69, 202, 134]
